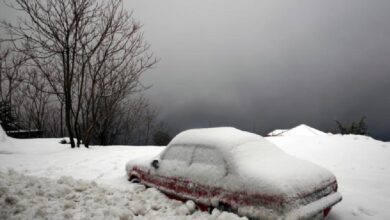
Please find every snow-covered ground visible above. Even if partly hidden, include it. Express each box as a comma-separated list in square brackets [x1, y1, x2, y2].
[0, 126, 389, 219]
[0, 135, 245, 220]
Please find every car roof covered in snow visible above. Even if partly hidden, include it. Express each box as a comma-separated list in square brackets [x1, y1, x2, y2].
[168, 127, 263, 151]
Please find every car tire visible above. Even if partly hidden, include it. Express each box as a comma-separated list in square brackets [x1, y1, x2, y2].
[218, 202, 233, 213]
[129, 176, 140, 183]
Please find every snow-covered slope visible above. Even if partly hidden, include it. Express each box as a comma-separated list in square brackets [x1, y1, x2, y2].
[268, 124, 328, 137]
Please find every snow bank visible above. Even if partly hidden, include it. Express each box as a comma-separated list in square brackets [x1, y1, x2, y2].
[0, 125, 6, 143]
[0, 170, 246, 220]
[268, 124, 327, 137]
[0, 125, 14, 154]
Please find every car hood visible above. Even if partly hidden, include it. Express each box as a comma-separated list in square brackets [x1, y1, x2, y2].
[229, 140, 337, 197]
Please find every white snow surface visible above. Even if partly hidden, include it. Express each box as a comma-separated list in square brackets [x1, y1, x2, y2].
[0, 126, 389, 220]
[268, 124, 328, 137]
[0, 170, 244, 220]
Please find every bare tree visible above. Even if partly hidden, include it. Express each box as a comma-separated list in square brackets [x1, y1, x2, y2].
[2, 0, 156, 147]
[0, 45, 27, 131]
[0, 46, 25, 105]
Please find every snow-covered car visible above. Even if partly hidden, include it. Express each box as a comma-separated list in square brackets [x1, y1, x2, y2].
[126, 127, 342, 220]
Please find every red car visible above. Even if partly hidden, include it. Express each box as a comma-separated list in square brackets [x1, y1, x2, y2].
[126, 127, 342, 220]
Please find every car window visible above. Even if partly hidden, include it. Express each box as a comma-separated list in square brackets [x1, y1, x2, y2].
[162, 145, 193, 164]
[191, 147, 225, 167]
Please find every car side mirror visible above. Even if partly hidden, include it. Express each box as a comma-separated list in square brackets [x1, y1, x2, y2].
[151, 159, 159, 169]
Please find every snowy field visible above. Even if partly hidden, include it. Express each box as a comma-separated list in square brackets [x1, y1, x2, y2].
[0, 126, 389, 219]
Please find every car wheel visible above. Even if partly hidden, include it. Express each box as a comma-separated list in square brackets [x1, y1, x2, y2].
[129, 176, 140, 183]
[218, 202, 233, 213]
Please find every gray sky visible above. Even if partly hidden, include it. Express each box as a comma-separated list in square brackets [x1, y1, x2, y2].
[124, 0, 390, 140]
[2, 0, 390, 140]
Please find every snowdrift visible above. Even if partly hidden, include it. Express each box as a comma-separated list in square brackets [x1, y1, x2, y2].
[0, 125, 7, 143]
[0, 125, 14, 153]
[268, 124, 327, 137]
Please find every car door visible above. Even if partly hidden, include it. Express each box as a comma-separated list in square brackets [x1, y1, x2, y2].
[154, 145, 195, 196]
[186, 146, 228, 201]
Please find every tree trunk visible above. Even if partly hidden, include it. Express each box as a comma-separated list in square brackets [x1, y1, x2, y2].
[65, 99, 75, 148]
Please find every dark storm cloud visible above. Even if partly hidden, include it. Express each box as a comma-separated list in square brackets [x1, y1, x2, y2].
[1, 0, 389, 140]
[121, 0, 390, 140]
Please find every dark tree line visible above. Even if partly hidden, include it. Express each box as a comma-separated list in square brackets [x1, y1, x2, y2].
[335, 116, 368, 135]
[0, 0, 169, 147]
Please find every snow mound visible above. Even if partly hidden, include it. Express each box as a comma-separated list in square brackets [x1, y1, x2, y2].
[268, 124, 327, 137]
[169, 127, 263, 150]
[0, 125, 14, 154]
[0, 125, 7, 143]
[0, 170, 247, 220]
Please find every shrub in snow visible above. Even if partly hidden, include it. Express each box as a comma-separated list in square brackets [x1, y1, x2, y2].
[335, 116, 368, 135]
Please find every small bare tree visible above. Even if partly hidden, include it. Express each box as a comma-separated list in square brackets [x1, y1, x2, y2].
[0, 46, 25, 106]
[0, 45, 27, 131]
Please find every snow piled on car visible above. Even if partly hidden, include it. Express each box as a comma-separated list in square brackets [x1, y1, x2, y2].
[231, 140, 335, 196]
[0, 170, 246, 220]
[169, 127, 262, 150]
